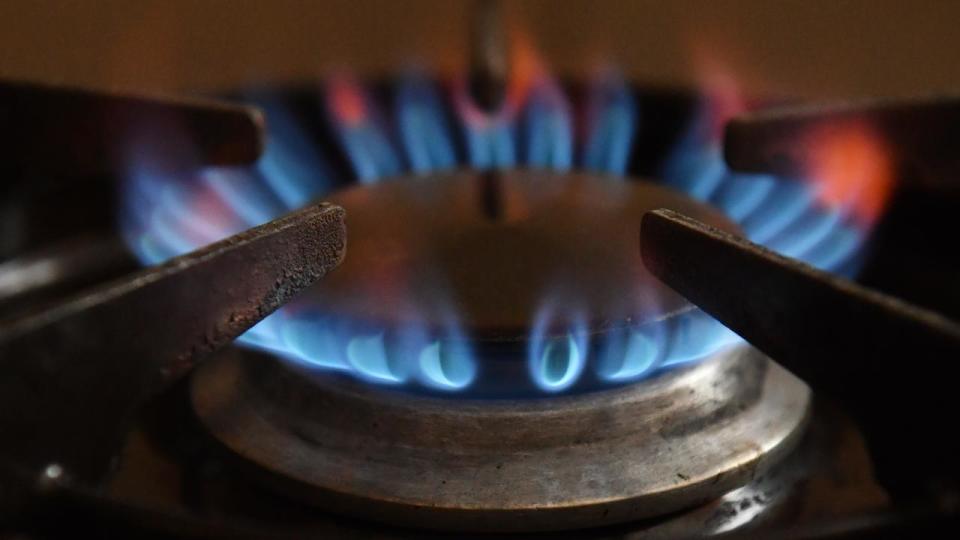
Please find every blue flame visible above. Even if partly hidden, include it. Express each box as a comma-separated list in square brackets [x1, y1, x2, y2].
[239, 305, 477, 391]
[662, 137, 728, 202]
[463, 118, 516, 169]
[523, 77, 573, 170]
[661, 101, 867, 275]
[396, 71, 458, 173]
[324, 77, 403, 182]
[122, 169, 245, 264]
[454, 75, 518, 169]
[711, 173, 777, 222]
[660, 310, 741, 367]
[121, 74, 881, 396]
[276, 312, 350, 371]
[582, 69, 636, 175]
[592, 309, 741, 384]
[419, 340, 477, 390]
[528, 304, 588, 392]
[596, 324, 666, 381]
[415, 305, 479, 390]
[252, 95, 334, 207]
[346, 332, 403, 384]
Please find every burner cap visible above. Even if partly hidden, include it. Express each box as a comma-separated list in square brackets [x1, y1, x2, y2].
[299, 170, 739, 340]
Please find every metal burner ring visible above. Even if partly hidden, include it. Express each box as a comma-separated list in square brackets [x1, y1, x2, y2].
[191, 346, 809, 532]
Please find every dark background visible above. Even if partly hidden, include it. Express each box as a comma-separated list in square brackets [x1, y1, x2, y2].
[1, 0, 958, 100]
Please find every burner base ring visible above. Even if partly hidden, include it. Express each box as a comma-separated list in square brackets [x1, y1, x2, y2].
[190, 347, 809, 532]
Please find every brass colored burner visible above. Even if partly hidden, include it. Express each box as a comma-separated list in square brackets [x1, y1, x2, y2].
[191, 346, 810, 532]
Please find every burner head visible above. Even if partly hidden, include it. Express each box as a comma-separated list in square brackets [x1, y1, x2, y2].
[307, 169, 737, 338]
[271, 170, 741, 395]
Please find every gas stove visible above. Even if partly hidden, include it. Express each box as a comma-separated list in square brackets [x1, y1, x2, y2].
[1, 2, 959, 538]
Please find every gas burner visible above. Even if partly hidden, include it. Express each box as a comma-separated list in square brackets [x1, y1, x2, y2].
[3, 3, 960, 538]
[271, 170, 739, 396]
[192, 345, 808, 531]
